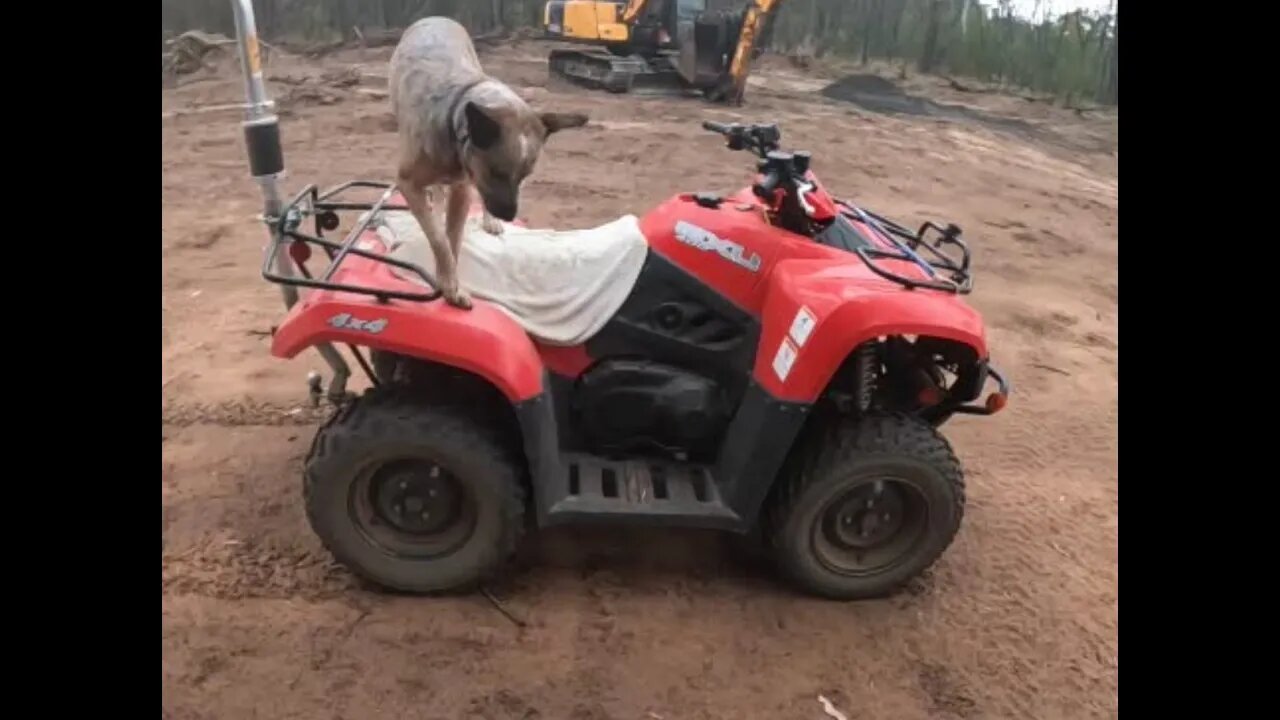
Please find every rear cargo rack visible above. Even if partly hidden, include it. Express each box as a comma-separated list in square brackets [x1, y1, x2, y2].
[837, 199, 974, 294]
[261, 180, 445, 304]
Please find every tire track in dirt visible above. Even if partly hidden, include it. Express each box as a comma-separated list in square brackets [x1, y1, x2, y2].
[163, 424, 347, 602]
[163, 538, 357, 601]
[162, 399, 331, 427]
[934, 395, 1117, 718]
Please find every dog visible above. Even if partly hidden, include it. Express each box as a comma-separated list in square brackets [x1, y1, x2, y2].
[389, 17, 588, 308]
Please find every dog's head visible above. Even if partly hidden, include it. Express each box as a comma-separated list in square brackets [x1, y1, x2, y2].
[459, 102, 589, 221]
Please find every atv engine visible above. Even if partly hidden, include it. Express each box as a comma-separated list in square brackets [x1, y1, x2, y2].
[573, 360, 729, 460]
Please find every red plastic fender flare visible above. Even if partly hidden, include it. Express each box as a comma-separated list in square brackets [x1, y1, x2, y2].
[271, 293, 546, 403]
[752, 259, 989, 403]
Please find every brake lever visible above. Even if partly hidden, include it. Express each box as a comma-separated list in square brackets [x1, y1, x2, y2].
[795, 181, 816, 216]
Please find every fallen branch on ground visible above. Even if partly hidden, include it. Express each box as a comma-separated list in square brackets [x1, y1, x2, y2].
[162, 102, 249, 120]
[944, 76, 996, 94]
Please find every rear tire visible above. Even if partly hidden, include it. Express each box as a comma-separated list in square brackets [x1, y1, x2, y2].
[304, 389, 526, 593]
[766, 414, 965, 600]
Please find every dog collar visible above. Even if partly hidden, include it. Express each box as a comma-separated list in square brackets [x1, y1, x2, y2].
[448, 78, 488, 149]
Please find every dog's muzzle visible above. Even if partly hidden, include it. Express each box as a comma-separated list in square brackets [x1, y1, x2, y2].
[486, 201, 517, 222]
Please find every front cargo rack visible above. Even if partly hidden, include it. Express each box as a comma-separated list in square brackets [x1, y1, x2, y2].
[836, 199, 974, 295]
[261, 180, 445, 304]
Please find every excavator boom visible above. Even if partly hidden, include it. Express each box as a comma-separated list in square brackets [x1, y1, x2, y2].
[620, 0, 651, 23]
[714, 0, 781, 104]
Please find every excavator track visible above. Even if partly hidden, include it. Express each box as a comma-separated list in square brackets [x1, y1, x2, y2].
[548, 48, 699, 97]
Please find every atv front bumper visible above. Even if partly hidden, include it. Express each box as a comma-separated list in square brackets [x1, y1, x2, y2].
[952, 361, 1011, 416]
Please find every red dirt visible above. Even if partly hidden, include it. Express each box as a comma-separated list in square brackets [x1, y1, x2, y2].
[162, 43, 1117, 720]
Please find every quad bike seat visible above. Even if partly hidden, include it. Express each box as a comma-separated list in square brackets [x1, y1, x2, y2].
[373, 209, 648, 346]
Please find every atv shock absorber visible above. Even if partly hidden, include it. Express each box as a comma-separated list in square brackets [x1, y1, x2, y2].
[854, 342, 878, 414]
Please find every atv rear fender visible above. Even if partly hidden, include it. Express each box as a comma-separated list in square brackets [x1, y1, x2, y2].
[753, 259, 989, 403]
[271, 291, 545, 403]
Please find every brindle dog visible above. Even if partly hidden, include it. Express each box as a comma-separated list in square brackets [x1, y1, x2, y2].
[390, 17, 589, 308]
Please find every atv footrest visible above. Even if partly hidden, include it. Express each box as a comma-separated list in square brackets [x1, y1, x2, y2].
[545, 454, 740, 529]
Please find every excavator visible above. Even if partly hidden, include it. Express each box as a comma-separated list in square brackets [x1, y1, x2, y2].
[541, 0, 784, 104]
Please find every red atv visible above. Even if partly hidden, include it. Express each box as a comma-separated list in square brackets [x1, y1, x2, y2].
[228, 2, 1008, 600]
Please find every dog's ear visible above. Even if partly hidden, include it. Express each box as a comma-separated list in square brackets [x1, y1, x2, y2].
[464, 102, 502, 150]
[540, 112, 589, 136]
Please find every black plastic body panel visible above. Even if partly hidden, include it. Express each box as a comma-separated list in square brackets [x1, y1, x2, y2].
[712, 380, 810, 523]
[515, 374, 810, 532]
[586, 251, 760, 407]
[509, 245, 809, 532]
[574, 359, 730, 460]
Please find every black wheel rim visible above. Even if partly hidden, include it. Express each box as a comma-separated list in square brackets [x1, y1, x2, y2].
[811, 476, 930, 577]
[349, 458, 477, 559]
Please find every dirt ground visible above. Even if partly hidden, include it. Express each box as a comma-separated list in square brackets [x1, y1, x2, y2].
[162, 42, 1117, 720]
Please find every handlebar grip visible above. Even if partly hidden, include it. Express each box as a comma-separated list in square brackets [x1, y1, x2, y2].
[702, 121, 731, 134]
[752, 171, 782, 199]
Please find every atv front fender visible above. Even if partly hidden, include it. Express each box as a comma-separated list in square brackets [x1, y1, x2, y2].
[753, 259, 989, 403]
[271, 292, 545, 403]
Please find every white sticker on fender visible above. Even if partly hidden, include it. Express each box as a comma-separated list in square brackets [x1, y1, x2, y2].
[773, 338, 798, 382]
[789, 306, 817, 347]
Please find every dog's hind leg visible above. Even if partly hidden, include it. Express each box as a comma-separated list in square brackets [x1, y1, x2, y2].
[398, 176, 471, 309]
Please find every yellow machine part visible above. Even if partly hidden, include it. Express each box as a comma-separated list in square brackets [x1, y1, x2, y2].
[553, 1, 630, 42]
[723, 0, 781, 103]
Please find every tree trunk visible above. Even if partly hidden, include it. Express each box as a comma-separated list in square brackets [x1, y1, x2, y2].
[490, 0, 504, 31]
[918, 0, 944, 73]
[861, 0, 877, 65]
[889, 0, 907, 56]
[1097, 22, 1117, 104]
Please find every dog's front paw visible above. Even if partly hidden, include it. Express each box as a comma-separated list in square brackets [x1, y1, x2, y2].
[443, 285, 473, 309]
[481, 214, 505, 236]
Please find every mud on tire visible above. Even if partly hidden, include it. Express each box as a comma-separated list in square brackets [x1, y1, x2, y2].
[766, 413, 965, 600]
[304, 389, 526, 594]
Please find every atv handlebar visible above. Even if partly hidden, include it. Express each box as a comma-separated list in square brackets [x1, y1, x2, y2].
[701, 121, 781, 158]
[700, 119, 976, 294]
[703, 120, 785, 200]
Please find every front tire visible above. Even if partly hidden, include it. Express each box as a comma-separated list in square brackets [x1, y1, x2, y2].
[304, 390, 526, 594]
[766, 414, 965, 600]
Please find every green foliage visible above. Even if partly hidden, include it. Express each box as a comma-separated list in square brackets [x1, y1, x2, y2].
[760, 0, 1116, 105]
[161, 0, 1116, 105]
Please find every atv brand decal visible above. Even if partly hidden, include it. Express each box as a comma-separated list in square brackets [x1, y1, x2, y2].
[327, 313, 388, 334]
[673, 221, 762, 273]
[772, 337, 798, 382]
[789, 306, 816, 348]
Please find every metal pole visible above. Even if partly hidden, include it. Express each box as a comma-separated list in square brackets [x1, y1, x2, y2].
[229, 0, 298, 309]
[228, 0, 350, 402]
[229, 0, 273, 122]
